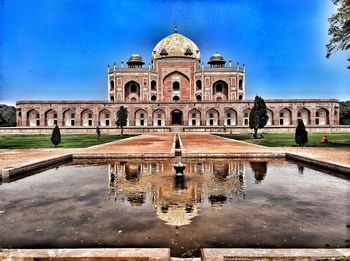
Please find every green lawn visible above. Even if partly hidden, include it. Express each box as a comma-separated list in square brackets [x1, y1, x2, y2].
[0, 134, 136, 149]
[217, 133, 350, 147]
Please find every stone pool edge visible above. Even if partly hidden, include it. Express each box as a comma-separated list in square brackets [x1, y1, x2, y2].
[1, 248, 349, 260]
[2, 151, 350, 180]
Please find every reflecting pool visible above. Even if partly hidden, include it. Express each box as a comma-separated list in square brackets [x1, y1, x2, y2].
[0, 158, 349, 257]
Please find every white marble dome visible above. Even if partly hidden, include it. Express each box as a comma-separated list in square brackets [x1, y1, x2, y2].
[152, 33, 200, 60]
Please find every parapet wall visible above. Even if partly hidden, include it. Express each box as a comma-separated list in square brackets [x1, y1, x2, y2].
[0, 126, 349, 135]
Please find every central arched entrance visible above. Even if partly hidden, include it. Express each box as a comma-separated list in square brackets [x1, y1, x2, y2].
[171, 110, 183, 125]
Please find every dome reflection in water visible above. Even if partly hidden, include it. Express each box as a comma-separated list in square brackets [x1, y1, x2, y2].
[0, 158, 349, 258]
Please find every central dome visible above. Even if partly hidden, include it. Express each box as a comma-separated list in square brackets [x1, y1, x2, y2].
[152, 33, 200, 60]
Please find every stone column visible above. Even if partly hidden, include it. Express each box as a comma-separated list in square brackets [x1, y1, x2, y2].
[40, 108, 45, 127]
[57, 107, 63, 127]
[76, 109, 82, 127]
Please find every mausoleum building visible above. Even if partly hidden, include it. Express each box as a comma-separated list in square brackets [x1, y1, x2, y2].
[16, 28, 340, 130]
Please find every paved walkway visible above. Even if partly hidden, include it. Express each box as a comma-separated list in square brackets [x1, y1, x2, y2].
[0, 134, 175, 170]
[180, 133, 350, 168]
[85, 133, 174, 154]
[180, 133, 272, 154]
[0, 133, 349, 172]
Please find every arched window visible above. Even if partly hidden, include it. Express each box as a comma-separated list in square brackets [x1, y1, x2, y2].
[243, 110, 250, 126]
[151, 95, 157, 101]
[210, 113, 213, 118]
[216, 83, 222, 93]
[110, 80, 114, 91]
[173, 81, 180, 91]
[151, 80, 156, 91]
[196, 80, 202, 90]
[238, 95, 243, 100]
[110, 95, 114, 101]
[216, 97, 222, 101]
[173, 95, 180, 101]
[196, 95, 202, 101]
[239, 79, 243, 90]
[131, 97, 137, 102]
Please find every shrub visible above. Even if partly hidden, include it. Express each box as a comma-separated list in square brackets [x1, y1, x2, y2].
[295, 120, 308, 146]
[51, 125, 61, 147]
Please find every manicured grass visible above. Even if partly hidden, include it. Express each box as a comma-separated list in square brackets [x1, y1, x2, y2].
[0, 134, 136, 149]
[217, 133, 350, 147]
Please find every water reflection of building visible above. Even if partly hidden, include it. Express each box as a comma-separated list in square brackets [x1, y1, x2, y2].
[108, 159, 247, 226]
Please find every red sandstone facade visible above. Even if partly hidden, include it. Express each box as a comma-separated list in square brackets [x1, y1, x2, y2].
[16, 30, 340, 129]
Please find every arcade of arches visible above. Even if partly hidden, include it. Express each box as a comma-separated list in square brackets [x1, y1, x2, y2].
[18, 103, 337, 127]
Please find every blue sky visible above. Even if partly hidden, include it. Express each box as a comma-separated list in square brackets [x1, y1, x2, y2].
[1, 0, 349, 105]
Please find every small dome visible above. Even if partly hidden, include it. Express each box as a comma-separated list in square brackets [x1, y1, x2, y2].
[208, 52, 226, 65]
[185, 48, 193, 56]
[127, 53, 145, 65]
[160, 48, 168, 56]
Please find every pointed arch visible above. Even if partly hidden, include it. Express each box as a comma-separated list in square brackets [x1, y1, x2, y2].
[63, 108, 76, 126]
[279, 108, 292, 125]
[81, 109, 94, 127]
[135, 109, 148, 126]
[163, 71, 190, 102]
[171, 109, 183, 125]
[266, 109, 274, 126]
[315, 108, 329, 125]
[99, 109, 111, 126]
[152, 109, 166, 126]
[27, 109, 40, 126]
[124, 80, 141, 102]
[44, 109, 58, 126]
[224, 108, 237, 126]
[212, 80, 229, 101]
[242, 108, 251, 126]
[188, 108, 201, 126]
[206, 108, 219, 126]
[162, 70, 190, 82]
[297, 107, 311, 125]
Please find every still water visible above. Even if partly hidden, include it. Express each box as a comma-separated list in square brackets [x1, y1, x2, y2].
[0, 158, 349, 257]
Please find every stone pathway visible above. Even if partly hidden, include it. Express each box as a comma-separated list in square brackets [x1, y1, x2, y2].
[0, 134, 175, 171]
[85, 133, 174, 154]
[1, 133, 349, 174]
[179, 133, 350, 168]
[180, 133, 272, 154]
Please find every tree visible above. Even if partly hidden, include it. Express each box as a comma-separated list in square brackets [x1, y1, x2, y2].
[51, 125, 61, 147]
[295, 120, 308, 147]
[326, 0, 350, 69]
[340, 101, 350, 125]
[116, 106, 128, 136]
[0, 104, 16, 127]
[249, 96, 269, 139]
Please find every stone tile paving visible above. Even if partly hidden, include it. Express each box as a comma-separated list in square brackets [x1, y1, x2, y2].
[0, 133, 349, 172]
[0, 134, 175, 170]
[0, 148, 76, 170]
[179, 133, 350, 168]
[84, 133, 175, 154]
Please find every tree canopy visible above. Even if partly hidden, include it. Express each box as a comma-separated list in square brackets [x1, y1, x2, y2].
[295, 120, 308, 147]
[326, 0, 350, 68]
[249, 96, 269, 138]
[0, 104, 16, 127]
[51, 125, 61, 147]
[116, 106, 128, 136]
[340, 101, 350, 124]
